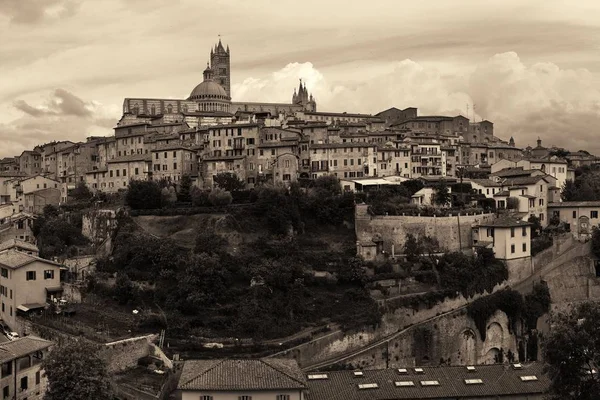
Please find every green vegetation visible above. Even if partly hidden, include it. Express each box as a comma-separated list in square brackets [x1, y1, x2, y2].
[467, 282, 550, 341]
[543, 301, 600, 400]
[94, 178, 379, 340]
[437, 248, 508, 298]
[43, 340, 114, 400]
[433, 179, 451, 206]
[213, 172, 245, 192]
[32, 206, 89, 258]
[592, 226, 600, 259]
[562, 166, 600, 201]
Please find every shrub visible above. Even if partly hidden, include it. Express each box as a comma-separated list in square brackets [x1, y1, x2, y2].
[467, 289, 524, 341]
[126, 180, 162, 209]
[209, 188, 233, 206]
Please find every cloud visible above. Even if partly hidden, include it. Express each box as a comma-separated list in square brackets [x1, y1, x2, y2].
[0, 90, 117, 157]
[233, 52, 600, 153]
[0, 0, 80, 24]
[13, 89, 93, 117]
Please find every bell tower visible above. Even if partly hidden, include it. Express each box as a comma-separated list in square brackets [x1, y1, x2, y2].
[210, 37, 231, 98]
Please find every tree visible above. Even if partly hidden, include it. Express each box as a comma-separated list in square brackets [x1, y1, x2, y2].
[43, 340, 114, 400]
[190, 186, 210, 207]
[401, 179, 424, 196]
[161, 186, 177, 205]
[543, 301, 600, 399]
[177, 175, 193, 202]
[561, 180, 578, 201]
[69, 181, 93, 202]
[506, 197, 519, 210]
[527, 215, 542, 239]
[404, 233, 422, 263]
[433, 180, 451, 206]
[213, 172, 245, 192]
[592, 226, 600, 259]
[312, 175, 341, 195]
[208, 188, 233, 206]
[126, 180, 162, 209]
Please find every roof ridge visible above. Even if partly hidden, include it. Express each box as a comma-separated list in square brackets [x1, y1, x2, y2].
[259, 359, 307, 388]
[181, 359, 225, 387]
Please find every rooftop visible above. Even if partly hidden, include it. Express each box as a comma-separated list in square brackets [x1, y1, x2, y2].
[178, 359, 307, 391]
[106, 154, 152, 164]
[501, 175, 551, 186]
[467, 179, 502, 188]
[305, 363, 548, 400]
[548, 201, 600, 208]
[0, 336, 52, 364]
[478, 216, 532, 228]
[492, 167, 543, 178]
[0, 249, 61, 269]
[0, 239, 38, 254]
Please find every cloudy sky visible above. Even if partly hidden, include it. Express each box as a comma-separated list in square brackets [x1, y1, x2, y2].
[1, 0, 600, 157]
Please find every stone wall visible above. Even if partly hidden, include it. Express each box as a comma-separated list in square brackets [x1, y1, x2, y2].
[355, 204, 495, 255]
[82, 208, 119, 244]
[271, 282, 507, 368]
[336, 309, 516, 370]
[100, 334, 159, 374]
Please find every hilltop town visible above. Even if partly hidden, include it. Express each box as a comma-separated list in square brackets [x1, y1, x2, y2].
[1, 40, 600, 400]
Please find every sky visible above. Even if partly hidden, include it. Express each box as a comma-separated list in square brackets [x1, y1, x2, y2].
[1, 0, 600, 157]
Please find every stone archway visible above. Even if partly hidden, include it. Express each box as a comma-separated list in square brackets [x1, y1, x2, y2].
[457, 329, 477, 365]
[484, 347, 501, 364]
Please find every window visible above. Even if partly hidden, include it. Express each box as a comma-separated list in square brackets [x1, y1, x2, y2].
[592, 211, 599, 219]
[173, 151, 177, 157]
[511, 227, 515, 238]
[2, 386, 7, 398]
[276, 396, 290, 400]
[116, 170, 120, 177]
[109, 170, 113, 178]
[420, 380, 439, 386]
[522, 226, 527, 236]
[285, 160, 290, 168]
[44, 270, 54, 280]
[0, 268, 7, 278]
[238, 396, 252, 400]
[20, 376, 27, 390]
[26, 271, 36, 281]
[135, 168, 139, 175]
[164, 152, 167, 158]
[395, 381, 414, 387]
[200, 396, 213, 400]
[283, 174, 291, 181]
[123, 169, 126, 177]
[539, 199, 544, 206]
[573, 211, 577, 218]
[173, 163, 177, 170]
[465, 378, 483, 384]
[1, 362, 11, 377]
[511, 244, 515, 254]
[523, 243, 527, 252]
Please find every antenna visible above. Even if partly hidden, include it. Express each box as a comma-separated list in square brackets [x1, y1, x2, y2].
[473, 104, 477, 122]
[466, 104, 470, 121]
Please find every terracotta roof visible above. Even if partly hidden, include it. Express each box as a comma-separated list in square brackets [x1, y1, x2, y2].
[468, 179, 502, 188]
[178, 359, 307, 391]
[548, 201, 600, 208]
[478, 216, 531, 228]
[304, 111, 375, 119]
[305, 363, 548, 400]
[501, 176, 551, 186]
[493, 190, 510, 197]
[107, 154, 151, 164]
[311, 143, 374, 149]
[0, 249, 61, 269]
[0, 239, 38, 253]
[492, 167, 542, 178]
[0, 336, 52, 364]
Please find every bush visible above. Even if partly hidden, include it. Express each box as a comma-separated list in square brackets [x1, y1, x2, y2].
[467, 289, 524, 341]
[209, 188, 233, 206]
[531, 235, 553, 256]
[126, 180, 162, 209]
[190, 186, 211, 207]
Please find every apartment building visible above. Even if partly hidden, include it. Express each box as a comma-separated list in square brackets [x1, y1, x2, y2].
[547, 201, 600, 240]
[0, 336, 53, 400]
[410, 143, 447, 178]
[18, 151, 42, 177]
[376, 144, 411, 178]
[473, 217, 531, 261]
[493, 175, 555, 227]
[0, 249, 63, 329]
[151, 145, 198, 183]
[85, 154, 151, 193]
[309, 142, 377, 179]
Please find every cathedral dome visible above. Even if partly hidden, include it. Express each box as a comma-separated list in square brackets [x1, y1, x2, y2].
[189, 80, 228, 100]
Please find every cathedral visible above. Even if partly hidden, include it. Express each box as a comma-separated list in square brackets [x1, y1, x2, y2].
[120, 39, 316, 124]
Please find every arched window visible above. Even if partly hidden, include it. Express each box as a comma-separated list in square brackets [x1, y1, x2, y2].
[167, 104, 173, 113]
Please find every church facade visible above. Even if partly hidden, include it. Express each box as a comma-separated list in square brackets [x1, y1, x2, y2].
[120, 39, 316, 126]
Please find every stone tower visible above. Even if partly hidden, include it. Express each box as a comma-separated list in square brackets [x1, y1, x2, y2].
[210, 38, 231, 98]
